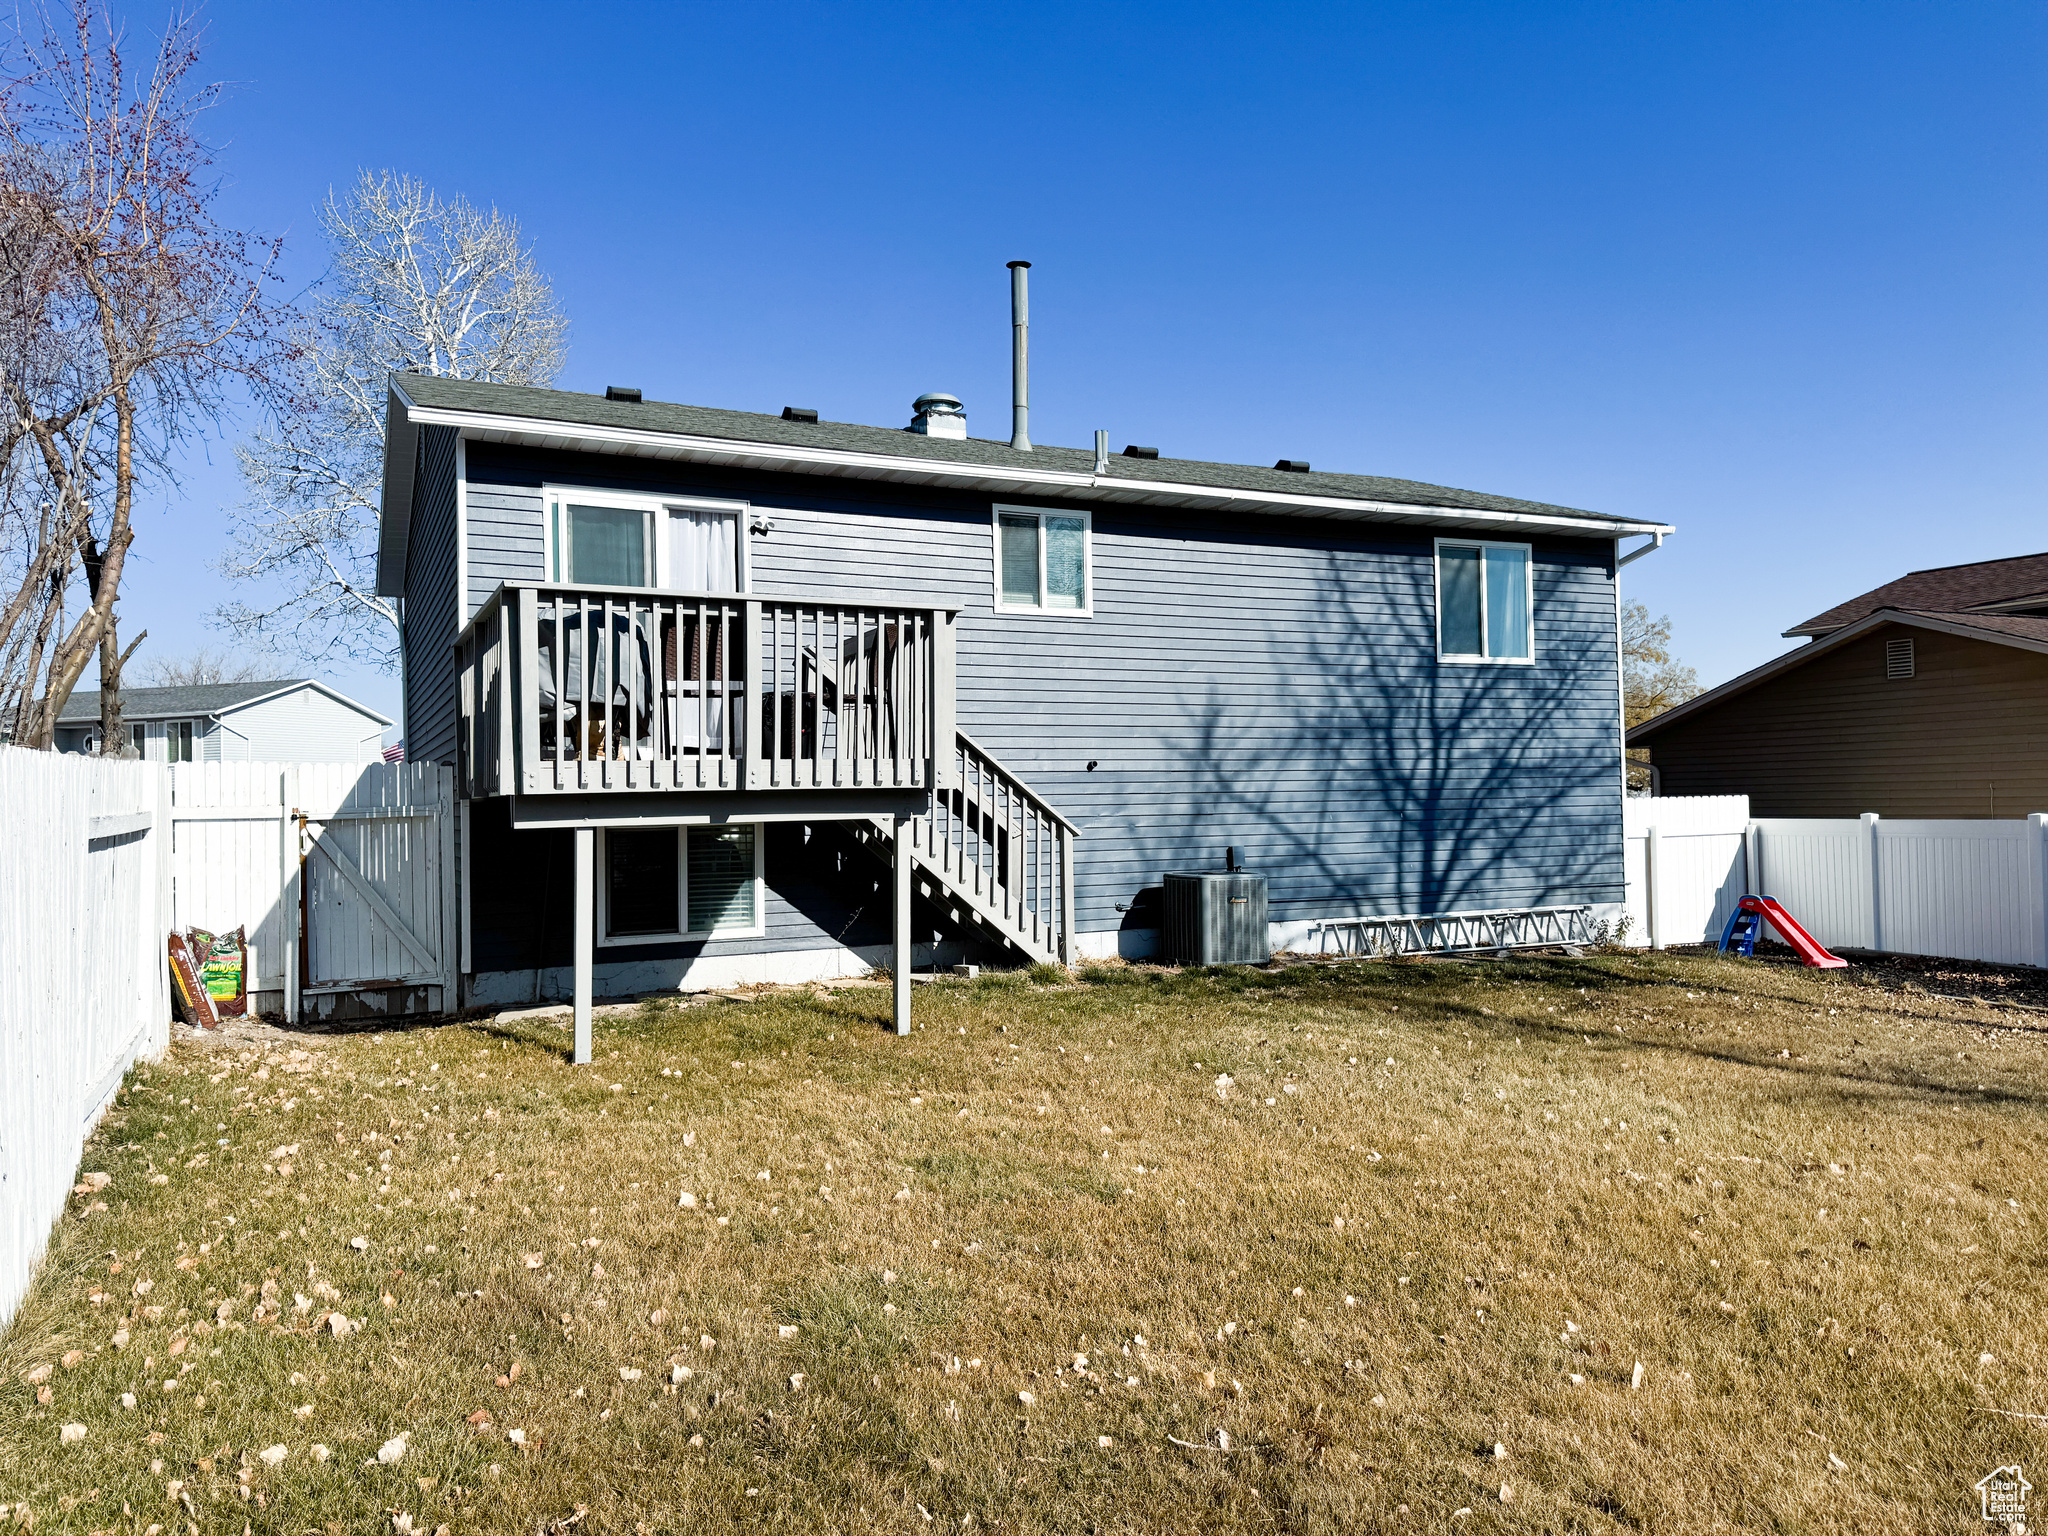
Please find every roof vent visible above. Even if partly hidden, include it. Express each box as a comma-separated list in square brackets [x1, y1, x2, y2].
[1122, 444, 1158, 460]
[1274, 459, 1310, 473]
[605, 386, 642, 403]
[781, 406, 818, 423]
[909, 391, 966, 440]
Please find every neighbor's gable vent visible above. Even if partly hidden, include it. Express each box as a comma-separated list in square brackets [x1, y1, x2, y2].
[1885, 636, 1915, 679]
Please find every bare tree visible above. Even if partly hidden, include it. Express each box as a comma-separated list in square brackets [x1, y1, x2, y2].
[136, 644, 264, 686]
[1623, 599, 1700, 791]
[0, 4, 289, 749]
[216, 170, 567, 668]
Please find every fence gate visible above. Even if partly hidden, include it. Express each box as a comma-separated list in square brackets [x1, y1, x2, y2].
[170, 762, 454, 1022]
[297, 763, 455, 1021]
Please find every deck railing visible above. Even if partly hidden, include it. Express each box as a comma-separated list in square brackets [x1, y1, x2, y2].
[456, 582, 957, 797]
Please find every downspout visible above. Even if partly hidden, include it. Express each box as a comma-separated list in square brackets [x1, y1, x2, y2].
[1616, 529, 1665, 568]
[1614, 529, 1667, 810]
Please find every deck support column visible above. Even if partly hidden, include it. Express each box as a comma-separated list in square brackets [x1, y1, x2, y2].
[573, 826, 593, 1065]
[893, 815, 912, 1036]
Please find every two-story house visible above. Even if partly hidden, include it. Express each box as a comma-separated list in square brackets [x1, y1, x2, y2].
[377, 372, 1669, 1056]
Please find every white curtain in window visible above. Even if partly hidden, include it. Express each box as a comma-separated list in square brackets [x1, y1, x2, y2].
[669, 508, 739, 591]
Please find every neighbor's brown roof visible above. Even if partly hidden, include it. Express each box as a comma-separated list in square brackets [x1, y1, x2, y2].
[1785, 551, 2048, 637]
[1891, 609, 2048, 644]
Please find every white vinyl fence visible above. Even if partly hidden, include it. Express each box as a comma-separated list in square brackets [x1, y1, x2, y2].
[2, 753, 455, 1331]
[1623, 796, 1752, 949]
[1624, 794, 2048, 968]
[0, 746, 169, 1329]
[1755, 815, 2048, 968]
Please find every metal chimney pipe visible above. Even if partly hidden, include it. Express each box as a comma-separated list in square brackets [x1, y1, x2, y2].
[1007, 260, 1031, 452]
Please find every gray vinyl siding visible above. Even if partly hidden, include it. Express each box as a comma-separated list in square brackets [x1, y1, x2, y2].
[468, 466, 544, 624]
[449, 444, 1624, 948]
[402, 425, 461, 766]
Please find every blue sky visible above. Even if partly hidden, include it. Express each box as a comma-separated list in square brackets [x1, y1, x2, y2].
[114, 0, 2046, 731]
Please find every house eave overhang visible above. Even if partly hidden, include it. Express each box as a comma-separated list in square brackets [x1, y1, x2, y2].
[374, 393, 1670, 595]
[375, 380, 421, 598]
[1629, 607, 2048, 745]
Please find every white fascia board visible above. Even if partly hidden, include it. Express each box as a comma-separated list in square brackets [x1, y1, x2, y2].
[1627, 607, 2048, 744]
[408, 404, 1670, 540]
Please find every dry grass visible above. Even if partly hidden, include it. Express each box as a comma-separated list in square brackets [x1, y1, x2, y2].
[3, 949, 2045, 1533]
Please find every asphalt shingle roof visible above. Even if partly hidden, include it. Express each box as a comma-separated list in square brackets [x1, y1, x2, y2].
[1892, 609, 2048, 644]
[1786, 552, 2048, 637]
[56, 679, 307, 724]
[396, 374, 1657, 530]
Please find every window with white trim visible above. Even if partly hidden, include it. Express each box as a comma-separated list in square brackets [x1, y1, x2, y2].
[993, 506, 1090, 614]
[599, 823, 764, 943]
[543, 488, 748, 592]
[1436, 539, 1533, 662]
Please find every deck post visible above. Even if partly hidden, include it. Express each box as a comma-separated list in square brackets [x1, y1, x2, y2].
[573, 826, 593, 1064]
[1058, 824, 1076, 967]
[893, 815, 912, 1036]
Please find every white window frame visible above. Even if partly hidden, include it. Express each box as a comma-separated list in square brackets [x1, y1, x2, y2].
[991, 504, 1093, 617]
[541, 486, 753, 592]
[1434, 537, 1536, 665]
[595, 822, 766, 946]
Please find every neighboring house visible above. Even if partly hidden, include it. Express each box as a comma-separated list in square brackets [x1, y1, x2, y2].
[55, 679, 392, 764]
[1628, 551, 2048, 818]
[376, 374, 1670, 1010]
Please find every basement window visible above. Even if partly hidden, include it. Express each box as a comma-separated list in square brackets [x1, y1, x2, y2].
[1885, 636, 1915, 679]
[598, 824, 763, 944]
[1436, 539, 1533, 663]
[993, 506, 1091, 615]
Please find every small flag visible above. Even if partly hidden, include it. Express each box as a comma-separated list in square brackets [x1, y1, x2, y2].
[382, 740, 405, 763]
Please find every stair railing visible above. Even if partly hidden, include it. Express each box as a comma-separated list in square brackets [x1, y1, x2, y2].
[901, 732, 1078, 965]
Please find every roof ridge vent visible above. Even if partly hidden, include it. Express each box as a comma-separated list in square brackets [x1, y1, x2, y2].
[1122, 444, 1158, 460]
[1274, 459, 1310, 473]
[605, 386, 642, 403]
[782, 406, 818, 423]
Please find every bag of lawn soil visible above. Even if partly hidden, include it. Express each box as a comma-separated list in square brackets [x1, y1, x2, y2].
[195, 926, 248, 1018]
[167, 931, 218, 1030]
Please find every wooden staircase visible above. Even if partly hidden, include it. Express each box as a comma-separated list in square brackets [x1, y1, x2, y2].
[852, 731, 1078, 968]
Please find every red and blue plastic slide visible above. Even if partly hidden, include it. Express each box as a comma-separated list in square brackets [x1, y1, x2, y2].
[1717, 895, 1847, 968]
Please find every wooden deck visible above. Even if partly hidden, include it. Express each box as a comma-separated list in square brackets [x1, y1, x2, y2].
[456, 582, 958, 799]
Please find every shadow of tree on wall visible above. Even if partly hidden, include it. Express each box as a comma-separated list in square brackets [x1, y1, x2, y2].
[1120, 544, 1619, 927]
